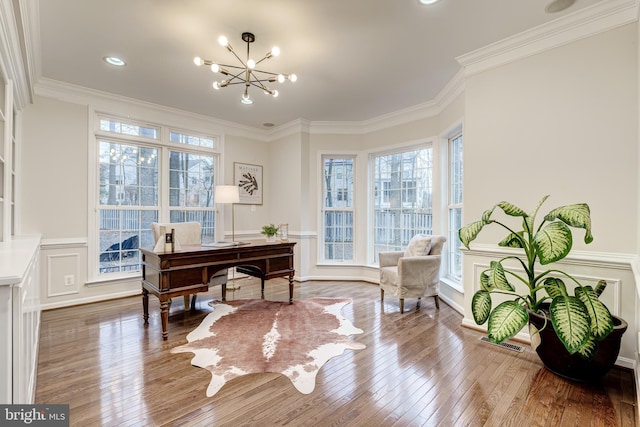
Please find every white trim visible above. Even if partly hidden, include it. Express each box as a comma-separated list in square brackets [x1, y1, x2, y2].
[0, 0, 31, 109]
[461, 244, 636, 271]
[39, 288, 141, 311]
[40, 237, 87, 249]
[46, 253, 80, 297]
[307, 69, 465, 136]
[34, 77, 270, 141]
[457, 0, 640, 76]
[32, 71, 466, 141]
[461, 318, 636, 371]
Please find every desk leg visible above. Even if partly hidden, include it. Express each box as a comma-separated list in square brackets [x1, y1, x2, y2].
[142, 288, 149, 325]
[160, 299, 170, 340]
[261, 278, 265, 299]
[288, 274, 294, 304]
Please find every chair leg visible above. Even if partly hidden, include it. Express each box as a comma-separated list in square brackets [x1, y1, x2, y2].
[191, 294, 198, 310]
[183, 295, 190, 310]
[380, 288, 384, 301]
[416, 297, 421, 310]
[434, 295, 440, 309]
[400, 298, 404, 314]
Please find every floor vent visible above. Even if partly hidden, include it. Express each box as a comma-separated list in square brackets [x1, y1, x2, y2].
[479, 336, 525, 352]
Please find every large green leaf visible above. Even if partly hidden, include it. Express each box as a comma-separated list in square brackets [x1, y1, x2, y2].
[480, 271, 491, 291]
[459, 220, 485, 248]
[533, 221, 572, 264]
[487, 261, 514, 291]
[576, 335, 598, 360]
[543, 277, 567, 298]
[575, 286, 614, 340]
[594, 279, 607, 297]
[544, 203, 593, 244]
[481, 206, 497, 223]
[497, 201, 527, 217]
[487, 301, 528, 343]
[550, 296, 590, 354]
[498, 232, 525, 248]
[472, 290, 492, 325]
[525, 195, 550, 235]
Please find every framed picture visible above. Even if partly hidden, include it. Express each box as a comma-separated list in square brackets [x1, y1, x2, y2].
[234, 162, 263, 205]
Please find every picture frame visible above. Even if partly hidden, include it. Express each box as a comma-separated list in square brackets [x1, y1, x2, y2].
[234, 162, 263, 205]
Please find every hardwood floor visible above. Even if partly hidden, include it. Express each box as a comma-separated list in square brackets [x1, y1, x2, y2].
[35, 278, 637, 426]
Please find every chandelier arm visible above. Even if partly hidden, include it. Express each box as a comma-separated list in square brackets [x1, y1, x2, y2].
[250, 69, 283, 77]
[228, 49, 247, 68]
[254, 55, 273, 66]
[249, 80, 270, 91]
[214, 63, 246, 71]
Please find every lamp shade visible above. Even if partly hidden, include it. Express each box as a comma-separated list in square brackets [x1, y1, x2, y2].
[215, 185, 240, 204]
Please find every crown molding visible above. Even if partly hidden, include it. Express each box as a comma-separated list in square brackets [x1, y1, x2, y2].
[0, 0, 32, 109]
[33, 77, 273, 141]
[457, 0, 640, 76]
[264, 118, 310, 141]
[305, 68, 465, 136]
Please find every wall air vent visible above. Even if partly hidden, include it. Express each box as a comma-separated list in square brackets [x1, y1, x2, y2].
[479, 336, 525, 352]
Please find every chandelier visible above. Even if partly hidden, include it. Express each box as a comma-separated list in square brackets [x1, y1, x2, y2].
[193, 32, 297, 105]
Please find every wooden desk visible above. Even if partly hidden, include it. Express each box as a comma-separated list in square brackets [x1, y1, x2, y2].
[140, 241, 296, 340]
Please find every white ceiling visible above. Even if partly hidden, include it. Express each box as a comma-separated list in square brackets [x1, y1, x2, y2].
[34, 0, 603, 129]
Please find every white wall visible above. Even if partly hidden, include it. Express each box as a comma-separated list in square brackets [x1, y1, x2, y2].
[461, 23, 638, 363]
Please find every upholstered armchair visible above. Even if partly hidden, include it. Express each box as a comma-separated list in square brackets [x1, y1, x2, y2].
[151, 222, 228, 309]
[379, 234, 446, 313]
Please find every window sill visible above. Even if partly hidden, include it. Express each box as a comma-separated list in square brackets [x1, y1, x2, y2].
[440, 276, 464, 294]
[86, 272, 141, 287]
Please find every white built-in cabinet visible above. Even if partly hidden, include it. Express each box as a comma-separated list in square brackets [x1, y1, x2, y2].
[0, 53, 40, 404]
[0, 237, 40, 403]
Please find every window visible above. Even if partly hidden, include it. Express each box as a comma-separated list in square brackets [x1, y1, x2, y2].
[372, 146, 432, 262]
[168, 149, 215, 241]
[322, 156, 355, 262]
[95, 117, 219, 277]
[447, 133, 463, 280]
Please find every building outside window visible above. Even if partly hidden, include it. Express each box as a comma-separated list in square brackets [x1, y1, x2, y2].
[321, 156, 355, 262]
[372, 146, 432, 262]
[96, 117, 219, 277]
[447, 133, 463, 281]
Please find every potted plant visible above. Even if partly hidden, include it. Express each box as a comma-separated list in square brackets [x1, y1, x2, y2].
[459, 195, 627, 381]
[261, 224, 279, 243]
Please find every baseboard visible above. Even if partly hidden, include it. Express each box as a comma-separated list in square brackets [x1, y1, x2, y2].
[461, 318, 636, 370]
[40, 289, 141, 311]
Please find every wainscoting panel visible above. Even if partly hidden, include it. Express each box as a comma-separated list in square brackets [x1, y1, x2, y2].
[46, 253, 80, 297]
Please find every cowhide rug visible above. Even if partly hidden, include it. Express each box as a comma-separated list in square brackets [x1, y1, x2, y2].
[171, 297, 366, 397]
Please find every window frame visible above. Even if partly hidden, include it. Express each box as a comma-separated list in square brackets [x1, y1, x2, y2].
[319, 154, 356, 264]
[369, 142, 433, 265]
[446, 131, 463, 283]
[88, 113, 222, 283]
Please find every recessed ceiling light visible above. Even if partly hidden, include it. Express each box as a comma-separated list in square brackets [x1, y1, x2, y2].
[545, 0, 575, 13]
[103, 56, 126, 67]
[418, 0, 440, 4]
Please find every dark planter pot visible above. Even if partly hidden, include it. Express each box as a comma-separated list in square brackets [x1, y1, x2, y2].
[528, 306, 628, 382]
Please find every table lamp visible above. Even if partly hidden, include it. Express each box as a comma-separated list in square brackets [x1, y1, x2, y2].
[215, 185, 240, 244]
[215, 184, 241, 290]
